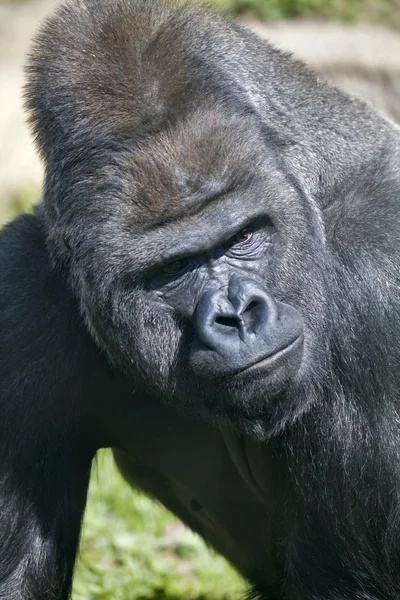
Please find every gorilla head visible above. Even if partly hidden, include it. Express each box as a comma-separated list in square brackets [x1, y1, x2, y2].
[81, 109, 314, 438]
[25, 0, 400, 440]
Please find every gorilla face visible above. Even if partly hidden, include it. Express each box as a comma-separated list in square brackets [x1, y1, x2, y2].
[60, 108, 329, 438]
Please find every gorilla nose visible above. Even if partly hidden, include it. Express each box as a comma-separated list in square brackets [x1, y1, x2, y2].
[194, 278, 304, 372]
[196, 279, 277, 353]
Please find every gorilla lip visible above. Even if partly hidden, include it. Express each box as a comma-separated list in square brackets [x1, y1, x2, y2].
[237, 333, 304, 376]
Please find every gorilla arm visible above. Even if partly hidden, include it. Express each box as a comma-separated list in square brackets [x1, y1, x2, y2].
[0, 211, 124, 599]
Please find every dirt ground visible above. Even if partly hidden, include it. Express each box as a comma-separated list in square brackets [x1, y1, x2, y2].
[1, 0, 400, 205]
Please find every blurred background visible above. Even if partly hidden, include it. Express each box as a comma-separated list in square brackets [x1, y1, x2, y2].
[1, 0, 400, 598]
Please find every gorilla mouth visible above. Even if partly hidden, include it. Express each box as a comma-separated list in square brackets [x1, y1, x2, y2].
[237, 333, 304, 376]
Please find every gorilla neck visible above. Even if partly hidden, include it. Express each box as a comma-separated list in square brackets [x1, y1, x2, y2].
[106, 371, 400, 597]
[111, 400, 286, 589]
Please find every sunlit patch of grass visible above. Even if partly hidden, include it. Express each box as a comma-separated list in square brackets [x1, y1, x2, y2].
[208, 0, 399, 25]
[73, 451, 246, 600]
[0, 184, 38, 226]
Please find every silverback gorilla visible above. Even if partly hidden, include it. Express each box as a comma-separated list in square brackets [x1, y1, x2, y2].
[1, 0, 400, 598]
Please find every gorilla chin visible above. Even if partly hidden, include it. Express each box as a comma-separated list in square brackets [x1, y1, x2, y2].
[185, 323, 305, 437]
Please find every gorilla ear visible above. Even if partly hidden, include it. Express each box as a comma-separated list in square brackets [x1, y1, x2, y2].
[24, 0, 197, 165]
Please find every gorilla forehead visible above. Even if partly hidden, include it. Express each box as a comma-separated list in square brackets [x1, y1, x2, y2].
[106, 107, 269, 228]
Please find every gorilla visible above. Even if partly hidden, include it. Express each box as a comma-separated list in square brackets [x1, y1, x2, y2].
[1, 0, 400, 598]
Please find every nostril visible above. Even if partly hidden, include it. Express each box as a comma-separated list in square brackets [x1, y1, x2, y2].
[243, 300, 261, 314]
[215, 315, 239, 328]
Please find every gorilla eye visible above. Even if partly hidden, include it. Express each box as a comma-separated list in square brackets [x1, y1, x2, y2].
[162, 260, 185, 275]
[232, 227, 253, 245]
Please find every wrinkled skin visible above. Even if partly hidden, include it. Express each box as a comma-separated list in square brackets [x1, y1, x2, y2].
[1, 1, 400, 599]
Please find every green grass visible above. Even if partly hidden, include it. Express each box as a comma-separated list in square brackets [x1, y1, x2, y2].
[206, 0, 399, 25]
[0, 185, 36, 225]
[0, 192, 246, 600]
[74, 451, 245, 600]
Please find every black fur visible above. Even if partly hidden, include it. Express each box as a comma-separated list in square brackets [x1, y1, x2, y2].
[0, 0, 400, 598]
